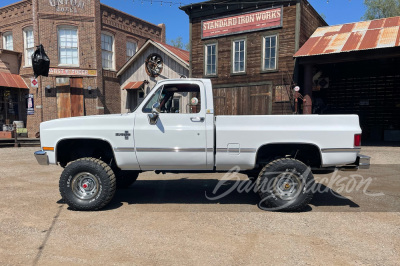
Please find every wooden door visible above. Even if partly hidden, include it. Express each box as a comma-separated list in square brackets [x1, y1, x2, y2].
[70, 78, 84, 117]
[213, 85, 272, 116]
[57, 86, 71, 118]
[249, 85, 272, 115]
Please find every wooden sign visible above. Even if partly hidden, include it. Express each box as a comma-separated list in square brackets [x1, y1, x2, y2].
[49, 68, 97, 77]
[202, 7, 282, 39]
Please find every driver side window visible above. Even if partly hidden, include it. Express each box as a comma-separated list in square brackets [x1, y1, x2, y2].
[142, 86, 163, 113]
[142, 84, 201, 114]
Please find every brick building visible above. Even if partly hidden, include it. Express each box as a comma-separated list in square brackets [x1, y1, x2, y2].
[0, 0, 165, 137]
[180, 0, 325, 115]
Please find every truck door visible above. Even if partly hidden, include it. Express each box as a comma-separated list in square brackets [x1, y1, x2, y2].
[134, 82, 208, 170]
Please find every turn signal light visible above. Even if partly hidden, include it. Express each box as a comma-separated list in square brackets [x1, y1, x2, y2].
[354, 134, 361, 147]
[43, 147, 54, 151]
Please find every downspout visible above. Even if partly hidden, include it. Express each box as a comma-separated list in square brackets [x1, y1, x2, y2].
[32, 0, 44, 124]
[189, 18, 193, 78]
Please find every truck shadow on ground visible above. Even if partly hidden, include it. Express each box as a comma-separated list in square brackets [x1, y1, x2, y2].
[94, 178, 359, 212]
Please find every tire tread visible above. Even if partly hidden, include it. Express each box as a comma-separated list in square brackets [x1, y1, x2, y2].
[59, 157, 116, 211]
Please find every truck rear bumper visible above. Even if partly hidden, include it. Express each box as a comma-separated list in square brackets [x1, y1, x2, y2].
[34, 150, 49, 165]
[339, 154, 370, 171]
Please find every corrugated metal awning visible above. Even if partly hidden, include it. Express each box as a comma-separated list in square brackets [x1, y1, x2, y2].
[123, 81, 144, 90]
[294, 16, 400, 57]
[0, 72, 28, 89]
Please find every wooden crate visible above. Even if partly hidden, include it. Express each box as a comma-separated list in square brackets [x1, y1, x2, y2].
[0, 131, 14, 139]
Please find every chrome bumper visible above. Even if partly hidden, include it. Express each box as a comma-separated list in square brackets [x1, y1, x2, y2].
[339, 154, 370, 171]
[357, 154, 371, 169]
[34, 150, 49, 165]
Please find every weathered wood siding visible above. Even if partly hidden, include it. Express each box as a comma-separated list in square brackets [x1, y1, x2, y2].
[188, 0, 325, 116]
[120, 45, 189, 113]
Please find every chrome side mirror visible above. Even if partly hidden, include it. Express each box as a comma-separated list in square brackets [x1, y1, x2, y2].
[148, 102, 160, 125]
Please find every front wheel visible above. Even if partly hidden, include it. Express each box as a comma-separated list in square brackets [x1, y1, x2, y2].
[256, 158, 315, 212]
[59, 158, 116, 211]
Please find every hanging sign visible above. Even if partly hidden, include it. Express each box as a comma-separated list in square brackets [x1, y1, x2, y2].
[31, 78, 39, 88]
[202, 7, 283, 39]
[26, 94, 34, 115]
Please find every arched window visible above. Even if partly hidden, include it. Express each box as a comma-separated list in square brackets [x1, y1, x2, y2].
[3, 32, 13, 50]
[58, 26, 79, 66]
[23, 27, 34, 66]
[126, 40, 137, 61]
[101, 32, 115, 70]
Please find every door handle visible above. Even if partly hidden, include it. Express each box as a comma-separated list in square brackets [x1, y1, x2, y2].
[190, 117, 205, 122]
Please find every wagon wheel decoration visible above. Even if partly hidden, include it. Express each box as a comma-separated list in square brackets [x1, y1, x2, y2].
[145, 53, 163, 77]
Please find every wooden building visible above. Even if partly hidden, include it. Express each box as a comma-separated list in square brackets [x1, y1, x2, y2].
[295, 16, 400, 142]
[180, 0, 326, 115]
[117, 39, 189, 113]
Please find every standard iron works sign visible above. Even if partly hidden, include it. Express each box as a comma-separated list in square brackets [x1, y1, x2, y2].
[202, 7, 282, 39]
[49, 68, 97, 76]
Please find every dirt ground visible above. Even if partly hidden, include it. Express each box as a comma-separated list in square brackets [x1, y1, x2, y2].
[0, 147, 399, 265]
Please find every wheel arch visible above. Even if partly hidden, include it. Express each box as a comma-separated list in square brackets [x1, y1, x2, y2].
[55, 138, 117, 167]
[254, 142, 322, 168]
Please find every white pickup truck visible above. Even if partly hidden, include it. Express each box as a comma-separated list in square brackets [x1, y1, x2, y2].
[34, 79, 369, 211]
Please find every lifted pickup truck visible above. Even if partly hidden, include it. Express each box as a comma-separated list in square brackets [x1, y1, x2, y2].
[35, 79, 370, 211]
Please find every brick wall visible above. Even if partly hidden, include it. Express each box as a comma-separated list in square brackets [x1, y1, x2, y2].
[0, 0, 165, 136]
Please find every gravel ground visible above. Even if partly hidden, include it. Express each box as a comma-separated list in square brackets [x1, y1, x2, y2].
[0, 147, 399, 265]
[360, 146, 400, 164]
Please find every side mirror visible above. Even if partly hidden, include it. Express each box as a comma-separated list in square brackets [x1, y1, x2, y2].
[152, 102, 160, 114]
[148, 102, 160, 125]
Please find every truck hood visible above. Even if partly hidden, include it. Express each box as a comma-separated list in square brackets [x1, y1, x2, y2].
[40, 113, 131, 131]
[39, 113, 136, 150]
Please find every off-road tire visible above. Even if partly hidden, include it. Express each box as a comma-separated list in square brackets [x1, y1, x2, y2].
[256, 158, 315, 212]
[115, 170, 139, 189]
[59, 157, 116, 211]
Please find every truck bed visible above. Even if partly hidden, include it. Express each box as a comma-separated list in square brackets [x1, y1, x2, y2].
[215, 115, 361, 170]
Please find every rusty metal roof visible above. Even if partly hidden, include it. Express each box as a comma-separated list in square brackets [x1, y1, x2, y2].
[294, 16, 400, 57]
[123, 81, 144, 90]
[0, 72, 28, 89]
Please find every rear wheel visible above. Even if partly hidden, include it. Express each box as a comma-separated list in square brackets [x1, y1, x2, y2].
[59, 157, 116, 211]
[257, 158, 315, 211]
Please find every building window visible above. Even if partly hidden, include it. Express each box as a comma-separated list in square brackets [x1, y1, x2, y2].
[263, 35, 277, 71]
[101, 32, 114, 70]
[3, 32, 13, 50]
[126, 41, 137, 61]
[24, 27, 34, 67]
[204, 43, 217, 76]
[58, 27, 79, 66]
[232, 39, 246, 73]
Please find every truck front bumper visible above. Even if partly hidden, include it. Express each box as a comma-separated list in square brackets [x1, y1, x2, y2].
[34, 150, 49, 165]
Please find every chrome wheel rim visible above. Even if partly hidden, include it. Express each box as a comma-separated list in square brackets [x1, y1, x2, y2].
[273, 171, 302, 201]
[71, 172, 99, 200]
